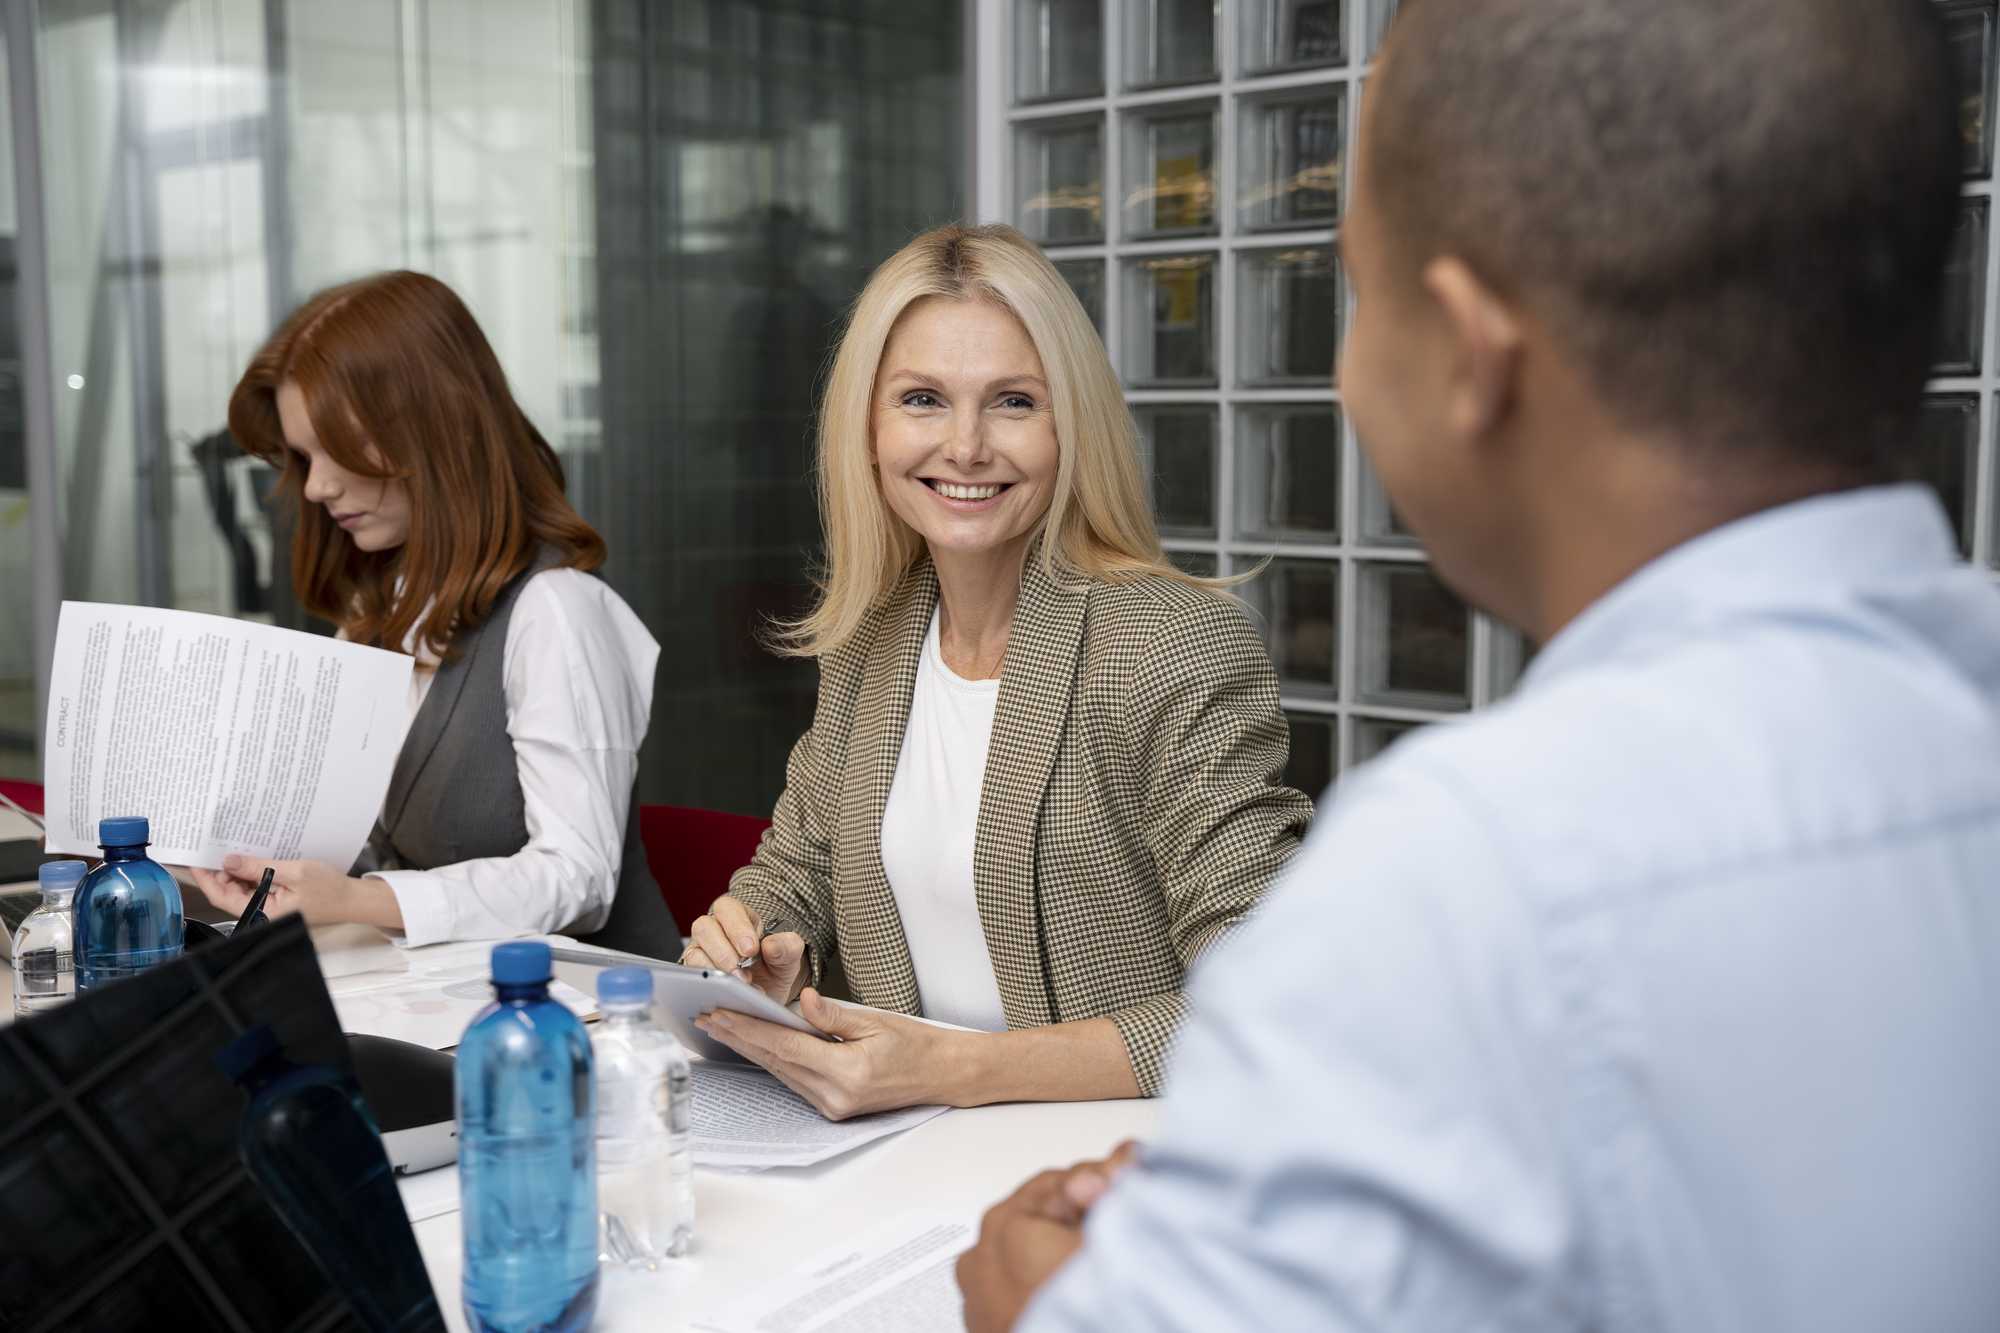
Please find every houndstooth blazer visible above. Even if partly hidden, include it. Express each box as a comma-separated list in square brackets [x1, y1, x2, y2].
[727, 550, 1314, 1095]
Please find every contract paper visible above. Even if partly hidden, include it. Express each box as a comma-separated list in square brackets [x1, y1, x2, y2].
[691, 1061, 950, 1170]
[691, 1213, 976, 1333]
[42, 601, 412, 870]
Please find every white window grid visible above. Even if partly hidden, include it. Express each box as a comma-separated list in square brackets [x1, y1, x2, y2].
[1931, 0, 2000, 576]
[982, 0, 1511, 785]
[980, 0, 2000, 787]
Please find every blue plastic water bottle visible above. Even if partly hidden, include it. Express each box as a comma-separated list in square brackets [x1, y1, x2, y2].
[73, 816, 184, 991]
[457, 940, 598, 1333]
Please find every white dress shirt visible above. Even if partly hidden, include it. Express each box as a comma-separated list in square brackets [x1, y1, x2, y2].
[1025, 486, 2000, 1332]
[878, 609, 1010, 1032]
[367, 567, 659, 947]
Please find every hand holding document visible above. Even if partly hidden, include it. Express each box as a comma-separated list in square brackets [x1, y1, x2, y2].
[41, 602, 412, 870]
[690, 1212, 977, 1333]
[691, 1060, 950, 1170]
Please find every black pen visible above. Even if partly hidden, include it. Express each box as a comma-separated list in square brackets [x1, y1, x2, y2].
[233, 865, 277, 932]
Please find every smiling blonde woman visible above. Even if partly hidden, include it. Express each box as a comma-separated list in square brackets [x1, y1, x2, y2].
[682, 223, 1312, 1117]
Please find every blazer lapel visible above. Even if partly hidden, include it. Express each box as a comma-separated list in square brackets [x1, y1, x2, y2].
[974, 549, 1086, 1029]
[833, 559, 935, 1015]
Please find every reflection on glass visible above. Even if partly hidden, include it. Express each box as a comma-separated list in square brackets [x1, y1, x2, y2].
[1239, 90, 1344, 230]
[1285, 712, 1336, 797]
[1016, 118, 1104, 243]
[1358, 452, 1417, 545]
[1912, 395, 1979, 556]
[1239, 247, 1341, 386]
[1015, 0, 1105, 103]
[1358, 562, 1469, 709]
[1937, 199, 1988, 376]
[1354, 715, 1422, 765]
[1124, 254, 1217, 385]
[1241, 0, 1345, 73]
[1366, 0, 1402, 58]
[1124, 105, 1217, 237]
[1947, 1, 1996, 177]
[1136, 407, 1218, 536]
[1238, 406, 1339, 541]
[1054, 258, 1106, 334]
[1251, 558, 1339, 698]
[595, 2, 965, 814]
[1126, 0, 1217, 87]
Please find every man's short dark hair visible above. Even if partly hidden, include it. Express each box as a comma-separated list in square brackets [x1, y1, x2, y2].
[1371, 0, 1961, 476]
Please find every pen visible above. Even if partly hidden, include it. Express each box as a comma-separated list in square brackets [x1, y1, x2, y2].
[733, 925, 775, 974]
[233, 865, 277, 933]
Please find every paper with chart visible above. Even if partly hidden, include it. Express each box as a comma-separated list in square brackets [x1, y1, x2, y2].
[691, 1060, 951, 1169]
[41, 601, 413, 870]
[691, 1212, 977, 1333]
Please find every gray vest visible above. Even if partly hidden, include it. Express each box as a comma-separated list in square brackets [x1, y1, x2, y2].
[354, 552, 679, 958]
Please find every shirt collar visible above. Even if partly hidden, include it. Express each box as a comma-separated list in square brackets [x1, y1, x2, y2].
[1522, 484, 1961, 691]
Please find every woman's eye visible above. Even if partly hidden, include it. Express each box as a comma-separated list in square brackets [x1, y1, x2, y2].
[902, 390, 941, 409]
[999, 394, 1035, 411]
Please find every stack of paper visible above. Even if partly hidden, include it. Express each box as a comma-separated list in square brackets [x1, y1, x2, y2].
[690, 1061, 950, 1170]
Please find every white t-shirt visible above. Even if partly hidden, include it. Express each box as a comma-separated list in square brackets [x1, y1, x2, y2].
[365, 567, 660, 947]
[878, 609, 1010, 1032]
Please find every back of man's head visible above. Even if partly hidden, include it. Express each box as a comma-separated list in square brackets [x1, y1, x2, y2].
[1370, 0, 1960, 477]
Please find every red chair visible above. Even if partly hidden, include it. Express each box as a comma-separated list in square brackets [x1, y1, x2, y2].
[0, 779, 44, 817]
[637, 804, 771, 935]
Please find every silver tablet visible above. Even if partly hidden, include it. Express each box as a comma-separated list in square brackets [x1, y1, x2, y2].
[546, 945, 832, 1065]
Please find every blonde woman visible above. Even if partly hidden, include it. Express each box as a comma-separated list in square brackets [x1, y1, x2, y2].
[684, 224, 1312, 1116]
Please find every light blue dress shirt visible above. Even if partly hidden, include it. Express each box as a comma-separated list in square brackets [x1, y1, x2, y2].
[1025, 486, 2000, 1333]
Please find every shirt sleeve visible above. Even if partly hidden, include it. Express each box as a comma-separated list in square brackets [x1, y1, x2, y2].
[374, 568, 660, 948]
[1021, 752, 1586, 1332]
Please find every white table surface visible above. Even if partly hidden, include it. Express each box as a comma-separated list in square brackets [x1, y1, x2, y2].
[2, 914, 1157, 1331]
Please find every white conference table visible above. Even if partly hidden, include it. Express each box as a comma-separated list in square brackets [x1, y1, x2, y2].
[1, 909, 1157, 1331]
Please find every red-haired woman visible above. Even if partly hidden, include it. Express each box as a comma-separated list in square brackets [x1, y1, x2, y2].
[189, 270, 677, 955]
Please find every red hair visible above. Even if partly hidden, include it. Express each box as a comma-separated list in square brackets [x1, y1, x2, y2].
[228, 271, 604, 659]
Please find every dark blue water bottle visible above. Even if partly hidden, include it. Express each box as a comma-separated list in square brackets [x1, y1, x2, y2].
[73, 816, 184, 990]
[457, 941, 598, 1333]
[216, 1025, 441, 1333]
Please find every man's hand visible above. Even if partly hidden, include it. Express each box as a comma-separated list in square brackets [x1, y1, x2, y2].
[956, 1143, 1140, 1333]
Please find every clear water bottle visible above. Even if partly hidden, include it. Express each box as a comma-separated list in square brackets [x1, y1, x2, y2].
[216, 1025, 438, 1333]
[12, 860, 85, 1015]
[73, 816, 184, 991]
[592, 966, 694, 1266]
[457, 940, 598, 1333]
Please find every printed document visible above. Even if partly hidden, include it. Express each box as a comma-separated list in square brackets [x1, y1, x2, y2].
[692, 1061, 950, 1169]
[42, 601, 412, 870]
[691, 1212, 976, 1333]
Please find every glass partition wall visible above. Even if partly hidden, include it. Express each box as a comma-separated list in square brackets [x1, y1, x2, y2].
[3, 0, 967, 817]
[992, 0, 2000, 799]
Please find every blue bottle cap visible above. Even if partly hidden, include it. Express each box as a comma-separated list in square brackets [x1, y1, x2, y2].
[597, 965, 654, 1007]
[38, 860, 86, 892]
[98, 816, 150, 847]
[214, 1024, 280, 1083]
[491, 940, 552, 985]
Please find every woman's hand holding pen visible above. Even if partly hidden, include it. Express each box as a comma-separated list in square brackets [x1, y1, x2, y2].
[683, 894, 808, 1005]
[187, 855, 405, 930]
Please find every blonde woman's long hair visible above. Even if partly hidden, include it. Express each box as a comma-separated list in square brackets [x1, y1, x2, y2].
[775, 223, 1219, 658]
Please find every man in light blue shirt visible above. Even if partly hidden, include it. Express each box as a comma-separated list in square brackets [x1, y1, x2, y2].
[957, 1, 2000, 1330]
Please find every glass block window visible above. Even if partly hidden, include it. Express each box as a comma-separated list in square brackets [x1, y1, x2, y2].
[1930, 0, 2000, 574]
[999, 0, 2000, 790]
